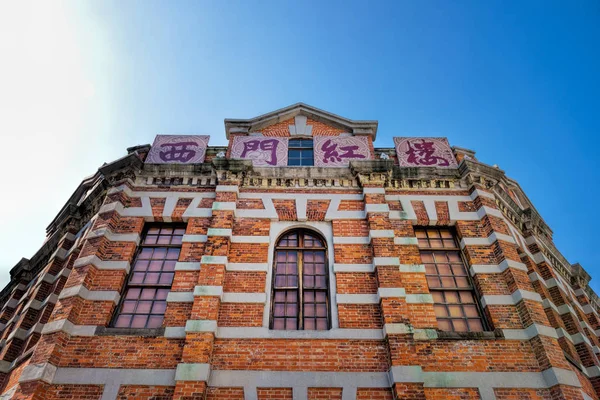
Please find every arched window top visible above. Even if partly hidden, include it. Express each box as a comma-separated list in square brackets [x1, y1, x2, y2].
[277, 230, 324, 248]
[271, 229, 330, 331]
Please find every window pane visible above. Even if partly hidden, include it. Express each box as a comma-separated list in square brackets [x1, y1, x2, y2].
[464, 305, 479, 318]
[438, 319, 452, 331]
[147, 316, 163, 328]
[126, 288, 140, 299]
[273, 318, 285, 330]
[443, 239, 455, 248]
[452, 319, 468, 332]
[286, 318, 297, 330]
[468, 319, 483, 332]
[316, 319, 328, 330]
[137, 301, 152, 314]
[434, 305, 448, 317]
[134, 260, 149, 271]
[448, 305, 463, 317]
[430, 239, 443, 248]
[122, 301, 136, 313]
[304, 319, 315, 330]
[115, 315, 132, 328]
[131, 315, 148, 328]
[445, 292, 459, 303]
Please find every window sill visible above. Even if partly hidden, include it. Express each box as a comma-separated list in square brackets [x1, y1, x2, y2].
[95, 327, 165, 337]
[436, 330, 500, 340]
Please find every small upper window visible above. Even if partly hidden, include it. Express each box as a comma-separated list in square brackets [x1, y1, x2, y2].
[288, 139, 314, 166]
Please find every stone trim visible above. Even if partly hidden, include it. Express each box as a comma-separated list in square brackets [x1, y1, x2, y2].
[174, 262, 201, 271]
[201, 255, 228, 264]
[332, 236, 371, 245]
[194, 285, 224, 298]
[226, 262, 268, 271]
[333, 264, 374, 273]
[231, 236, 271, 243]
[73, 255, 131, 272]
[175, 363, 211, 382]
[166, 291, 194, 303]
[58, 285, 120, 304]
[222, 292, 267, 303]
[182, 234, 208, 243]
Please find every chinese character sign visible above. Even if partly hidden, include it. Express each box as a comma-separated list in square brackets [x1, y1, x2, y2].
[393, 137, 458, 168]
[313, 136, 371, 167]
[146, 135, 210, 164]
[230, 137, 289, 166]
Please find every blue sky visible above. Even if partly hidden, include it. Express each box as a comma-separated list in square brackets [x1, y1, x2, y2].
[0, 1, 599, 291]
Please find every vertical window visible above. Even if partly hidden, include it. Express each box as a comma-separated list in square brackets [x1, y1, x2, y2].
[288, 139, 314, 166]
[271, 230, 329, 330]
[113, 225, 185, 329]
[416, 227, 485, 332]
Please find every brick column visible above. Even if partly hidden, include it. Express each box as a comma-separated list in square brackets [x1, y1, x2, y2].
[357, 172, 432, 399]
[174, 178, 239, 399]
[13, 190, 144, 399]
[464, 185, 584, 399]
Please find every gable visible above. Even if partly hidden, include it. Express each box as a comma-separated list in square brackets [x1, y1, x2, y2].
[260, 115, 346, 137]
[224, 103, 378, 139]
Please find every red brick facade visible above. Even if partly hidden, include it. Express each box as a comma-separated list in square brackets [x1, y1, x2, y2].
[0, 104, 599, 399]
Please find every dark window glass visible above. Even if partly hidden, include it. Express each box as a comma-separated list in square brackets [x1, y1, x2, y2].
[288, 139, 314, 166]
[416, 227, 485, 332]
[113, 224, 184, 329]
[271, 230, 329, 330]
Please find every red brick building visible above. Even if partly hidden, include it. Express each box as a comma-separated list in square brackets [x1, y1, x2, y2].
[1, 103, 599, 399]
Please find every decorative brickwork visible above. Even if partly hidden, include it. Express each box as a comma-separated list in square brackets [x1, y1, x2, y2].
[0, 104, 598, 399]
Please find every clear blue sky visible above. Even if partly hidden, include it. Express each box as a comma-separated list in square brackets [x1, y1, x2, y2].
[0, 1, 599, 291]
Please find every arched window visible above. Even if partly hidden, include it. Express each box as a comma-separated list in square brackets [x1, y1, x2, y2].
[270, 229, 329, 330]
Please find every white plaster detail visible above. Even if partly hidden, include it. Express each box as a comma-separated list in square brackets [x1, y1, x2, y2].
[194, 285, 224, 298]
[501, 324, 559, 340]
[378, 288, 406, 298]
[333, 236, 371, 245]
[207, 228, 232, 237]
[174, 262, 201, 271]
[182, 234, 208, 243]
[166, 291, 194, 303]
[222, 292, 267, 303]
[19, 362, 57, 384]
[175, 363, 211, 382]
[363, 187, 386, 194]
[58, 285, 120, 304]
[369, 230, 395, 238]
[216, 185, 239, 193]
[365, 204, 389, 213]
[73, 255, 131, 272]
[215, 327, 384, 340]
[394, 237, 418, 245]
[399, 264, 426, 273]
[164, 327, 186, 338]
[231, 236, 271, 243]
[185, 319, 218, 333]
[373, 257, 400, 266]
[289, 115, 313, 136]
[336, 293, 379, 304]
[405, 294, 434, 304]
[333, 264, 374, 273]
[201, 255, 228, 264]
[227, 262, 268, 271]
